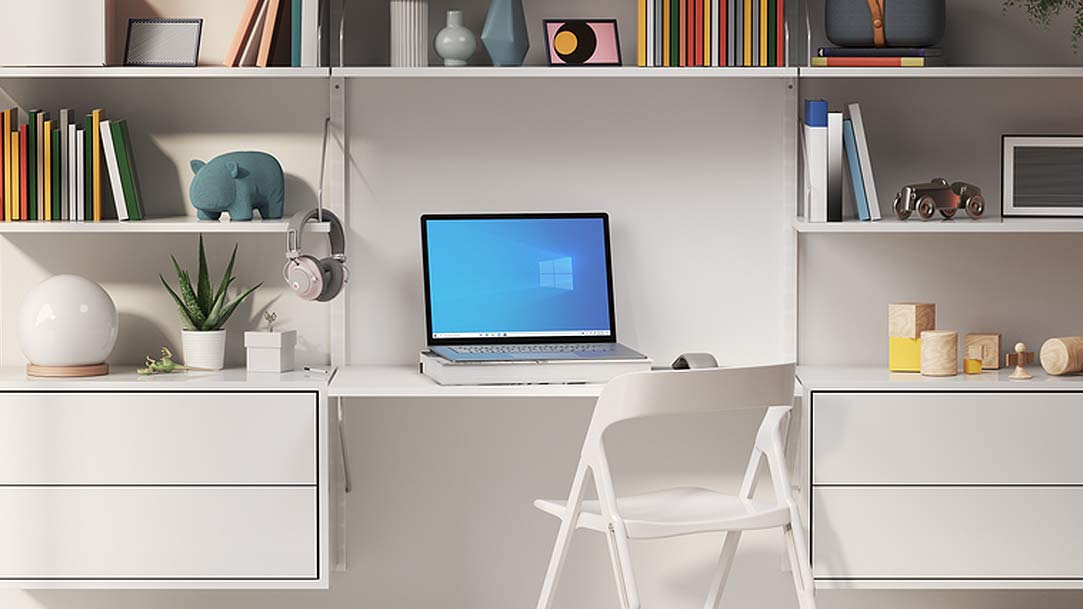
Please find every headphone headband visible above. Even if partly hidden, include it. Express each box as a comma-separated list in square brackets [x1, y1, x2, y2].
[287, 209, 345, 260]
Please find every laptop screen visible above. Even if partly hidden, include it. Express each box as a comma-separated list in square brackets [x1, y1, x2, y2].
[422, 214, 615, 345]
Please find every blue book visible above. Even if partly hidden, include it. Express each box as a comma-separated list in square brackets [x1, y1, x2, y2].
[843, 118, 870, 221]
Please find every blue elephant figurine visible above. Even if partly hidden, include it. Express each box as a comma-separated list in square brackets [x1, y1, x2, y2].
[189, 151, 285, 221]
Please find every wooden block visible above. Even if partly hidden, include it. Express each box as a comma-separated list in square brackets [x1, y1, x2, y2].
[889, 337, 921, 372]
[965, 333, 1002, 370]
[888, 303, 935, 339]
[920, 330, 957, 377]
[1040, 337, 1083, 376]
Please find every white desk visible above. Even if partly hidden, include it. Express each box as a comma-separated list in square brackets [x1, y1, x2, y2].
[799, 365, 1083, 589]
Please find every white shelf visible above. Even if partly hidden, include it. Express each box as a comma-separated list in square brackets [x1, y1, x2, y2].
[0, 367, 327, 390]
[799, 66, 1083, 79]
[332, 66, 798, 79]
[0, 217, 332, 234]
[797, 365, 1083, 392]
[329, 365, 606, 398]
[793, 217, 1083, 234]
[0, 67, 329, 79]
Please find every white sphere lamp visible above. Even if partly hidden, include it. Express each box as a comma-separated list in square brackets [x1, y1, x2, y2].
[18, 275, 118, 377]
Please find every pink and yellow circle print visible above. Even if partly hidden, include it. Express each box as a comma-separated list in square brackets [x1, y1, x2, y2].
[545, 20, 622, 66]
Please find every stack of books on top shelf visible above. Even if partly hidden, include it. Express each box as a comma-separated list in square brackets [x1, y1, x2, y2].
[225, 0, 319, 67]
[637, 0, 786, 67]
[802, 99, 880, 223]
[811, 47, 944, 67]
[0, 108, 145, 223]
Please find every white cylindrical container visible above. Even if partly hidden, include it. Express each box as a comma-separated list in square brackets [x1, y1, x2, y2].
[182, 330, 227, 371]
[391, 0, 429, 67]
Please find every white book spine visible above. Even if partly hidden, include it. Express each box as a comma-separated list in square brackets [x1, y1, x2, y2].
[803, 123, 828, 223]
[848, 103, 881, 221]
[76, 129, 84, 222]
[646, 0, 654, 67]
[827, 112, 843, 222]
[99, 120, 127, 221]
[712, 0, 720, 66]
[67, 125, 76, 221]
[301, 0, 319, 67]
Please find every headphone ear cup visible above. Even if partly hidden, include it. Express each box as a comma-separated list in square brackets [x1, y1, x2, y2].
[316, 258, 345, 302]
[285, 255, 326, 301]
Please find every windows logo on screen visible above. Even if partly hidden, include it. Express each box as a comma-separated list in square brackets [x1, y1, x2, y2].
[539, 257, 573, 291]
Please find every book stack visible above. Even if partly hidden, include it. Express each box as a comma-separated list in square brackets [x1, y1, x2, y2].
[802, 100, 880, 223]
[637, 0, 786, 67]
[0, 108, 145, 223]
[812, 47, 944, 67]
[225, 0, 319, 67]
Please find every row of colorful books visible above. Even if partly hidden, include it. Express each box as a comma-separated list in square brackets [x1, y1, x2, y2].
[0, 108, 145, 222]
[637, 0, 786, 67]
[811, 47, 945, 67]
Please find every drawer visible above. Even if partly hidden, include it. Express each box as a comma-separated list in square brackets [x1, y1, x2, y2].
[0, 392, 317, 484]
[813, 487, 1083, 579]
[812, 392, 1083, 484]
[0, 487, 317, 580]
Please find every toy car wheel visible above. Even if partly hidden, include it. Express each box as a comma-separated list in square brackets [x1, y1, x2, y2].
[966, 195, 986, 218]
[940, 208, 957, 219]
[917, 196, 936, 219]
[894, 196, 911, 220]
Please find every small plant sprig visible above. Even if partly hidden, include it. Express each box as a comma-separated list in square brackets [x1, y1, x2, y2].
[1005, 0, 1083, 48]
[159, 236, 262, 332]
[264, 311, 278, 332]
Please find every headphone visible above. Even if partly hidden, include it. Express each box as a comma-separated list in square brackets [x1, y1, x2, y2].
[284, 209, 348, 302]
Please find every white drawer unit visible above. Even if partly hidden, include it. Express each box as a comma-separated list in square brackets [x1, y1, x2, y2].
[799, 366, 1083, 589]
[0, 376, 328, 590]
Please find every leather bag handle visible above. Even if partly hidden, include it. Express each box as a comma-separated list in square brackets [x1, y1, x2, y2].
[866, 0, 886, 47]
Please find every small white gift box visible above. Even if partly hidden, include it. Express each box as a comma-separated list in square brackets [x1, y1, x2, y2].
[244, 330, 297, 373]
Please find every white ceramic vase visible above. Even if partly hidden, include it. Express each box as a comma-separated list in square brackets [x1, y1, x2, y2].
[435, 10, 477, 66]
[391, 0, 429, 67]
[18, 275, 119, 367]
[182, 330, 226, 371]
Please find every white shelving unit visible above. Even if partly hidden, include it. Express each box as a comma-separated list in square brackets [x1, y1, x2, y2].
[0, 217, 332, 234]
[332, 66, 797, 78]
[0, 67, 330, 79]
[792, 217, 1083, 233]
[799, 66, 1083, 78]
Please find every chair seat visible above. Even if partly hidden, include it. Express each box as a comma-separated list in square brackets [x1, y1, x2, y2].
[534, 486, 791, 539]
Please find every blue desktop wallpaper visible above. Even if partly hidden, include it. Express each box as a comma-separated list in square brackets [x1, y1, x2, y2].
[425, 217, 613, 338]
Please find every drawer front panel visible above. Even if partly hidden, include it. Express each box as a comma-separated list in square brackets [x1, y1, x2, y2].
[813, 487, 1083, 579]
[0, 392, 317, 484]
[0, 487, 317, 580]
[813, 392, 1083, 484]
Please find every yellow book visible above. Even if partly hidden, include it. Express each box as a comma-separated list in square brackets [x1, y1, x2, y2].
[663, 0, 670, 66]
[760, 0, 768, 66]
[743, 0, 752, 66]
[704, 0, 711, 66]
[92, 108, 103, 222]
[10, 131, 18, 221]
[43, 120, 51, 222]
[637, 0, 647, 67]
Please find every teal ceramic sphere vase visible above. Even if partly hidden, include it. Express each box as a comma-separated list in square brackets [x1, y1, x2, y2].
[481, 0, 529, 66]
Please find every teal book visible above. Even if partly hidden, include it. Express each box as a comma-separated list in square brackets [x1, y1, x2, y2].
[291, 0, 302, 67]
[26, 109, 37, 220]
[51, 128, 60, 220]
[83, 114, 93, 221]
[843, 119, 870, 221]
[112, 120, 144, 221]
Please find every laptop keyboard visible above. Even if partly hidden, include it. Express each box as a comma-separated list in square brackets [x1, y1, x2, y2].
[451, 344, 614, 354]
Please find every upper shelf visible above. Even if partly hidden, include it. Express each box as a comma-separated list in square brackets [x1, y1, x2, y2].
[0, 217, 332, 234]
[331, 66, 798, 79]
[799, 66, 1083, 79]
[0, 67, 330, 79]
[793, 217, 1083, 234]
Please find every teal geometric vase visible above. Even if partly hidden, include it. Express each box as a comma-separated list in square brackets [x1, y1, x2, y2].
[481, 0, 529, 66]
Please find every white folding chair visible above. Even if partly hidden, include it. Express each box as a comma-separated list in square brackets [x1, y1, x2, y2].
[533, 363, 815, 609]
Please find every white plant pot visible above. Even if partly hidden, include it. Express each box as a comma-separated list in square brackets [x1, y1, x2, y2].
[182, 330, 227, 371]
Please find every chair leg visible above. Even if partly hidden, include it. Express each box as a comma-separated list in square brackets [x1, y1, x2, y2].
[536, 516, 578, 609]
[703, 530, 743, 609]
[610, 523, 641, 609]
[782, 524, 817, 609]
[606, 525, 630, 609]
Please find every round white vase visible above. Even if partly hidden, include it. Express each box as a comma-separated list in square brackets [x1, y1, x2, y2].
[182, 330, 227, 371]
[18, 275, 118, 367]
[435, 10, 477, 66]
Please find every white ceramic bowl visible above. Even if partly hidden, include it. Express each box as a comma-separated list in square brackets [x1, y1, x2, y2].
[18, 275, 118, 366]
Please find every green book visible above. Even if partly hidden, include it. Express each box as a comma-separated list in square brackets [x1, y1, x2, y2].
[83, 114, 93, 221]
[767, 0, 777, 66]
[26, 109, 37, 220]
[670, 0, 679, 66]
[111, 120, 143, 221]
[50, 128, 60, 221]
[291, 0, 302, 67]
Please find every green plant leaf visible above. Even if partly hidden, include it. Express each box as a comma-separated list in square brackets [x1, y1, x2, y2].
[196, 235, 213, 316]
[214, 244, 238, 308]
[159, 274, 199, 330]
[173, 262, 207, 329]
[200, 278, 234, 331]
[205, 282, 262, 330]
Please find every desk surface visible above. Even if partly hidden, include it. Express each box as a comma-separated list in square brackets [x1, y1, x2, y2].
[798, 365, 1083, 391]
[329, 365, 605, 398]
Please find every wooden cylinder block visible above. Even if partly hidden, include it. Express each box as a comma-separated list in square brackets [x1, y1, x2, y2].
[920, 330, 958, 377]
[1040, 337, 1083, 376]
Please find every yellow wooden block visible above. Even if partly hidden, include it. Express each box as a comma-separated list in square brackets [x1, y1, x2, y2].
[889, 337, 922, 372]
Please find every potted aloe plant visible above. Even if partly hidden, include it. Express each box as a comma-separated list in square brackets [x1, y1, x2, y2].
[160, 236, 261, 371]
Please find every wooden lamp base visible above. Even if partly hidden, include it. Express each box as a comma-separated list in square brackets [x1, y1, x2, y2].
[26, 363, 109, 378]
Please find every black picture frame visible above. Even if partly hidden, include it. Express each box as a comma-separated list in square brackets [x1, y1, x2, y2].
[543, 19, 623, 67]
[124, 18, 203, 67]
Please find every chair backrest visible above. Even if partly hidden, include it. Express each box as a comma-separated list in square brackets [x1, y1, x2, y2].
[583, 363, 796, 448]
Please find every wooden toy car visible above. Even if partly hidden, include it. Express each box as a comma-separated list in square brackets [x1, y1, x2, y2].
[893, 178, 986, 220]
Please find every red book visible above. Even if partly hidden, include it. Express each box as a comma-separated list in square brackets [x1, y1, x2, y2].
[811, 56, 929, 67]
[720, 0, 727, 66]
[19, 124, 27, 221]
[693, 0, 701, 66]
[777, 0, 785, 67]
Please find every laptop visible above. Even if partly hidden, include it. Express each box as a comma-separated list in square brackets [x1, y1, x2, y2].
[421, 213, 649, 363]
